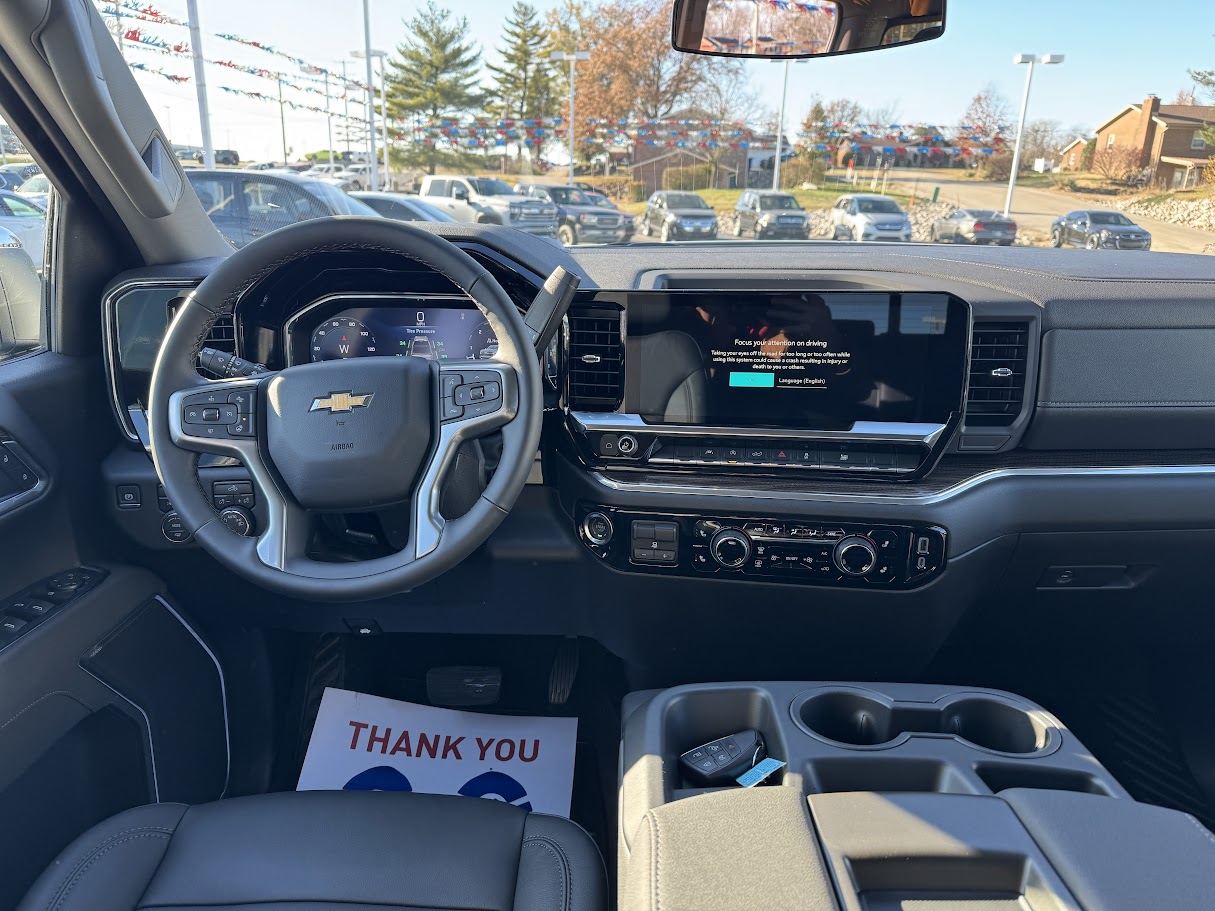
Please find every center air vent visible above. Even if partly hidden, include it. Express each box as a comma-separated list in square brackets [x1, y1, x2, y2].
[567, 309, 623, 410]
[965, 322, 1029, 427]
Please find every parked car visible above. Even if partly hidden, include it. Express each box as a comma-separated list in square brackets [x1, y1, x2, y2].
[0, 189, 45, 270]
[334, 163, 379, 191]
[829, 193, 912, 242]
[0, 162, 41, 183]
[243, 162, 281, 171]
[583, 191, 636, 234]
[351, 191, 456, 222]
[930, 208, 1017, 245]
[15, 173, 49, 208]
[1050, 210, 1151, 250]
[0, 223, 41, 355]
[416, 175, 557, 235]
[195, 149, 240, 166]
[732, 190, 811, 239]
[185, 169, 379, 248]
[640, 190, 717, 241]
[516, 183, 630, 245]
[301, 163, 345, 179]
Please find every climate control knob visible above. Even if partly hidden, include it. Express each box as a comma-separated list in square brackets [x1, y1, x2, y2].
[833, 535, 878, 576]
[710, 528, 752, 569]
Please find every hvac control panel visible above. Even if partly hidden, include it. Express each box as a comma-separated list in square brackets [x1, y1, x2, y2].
[577, 506, 946, 589]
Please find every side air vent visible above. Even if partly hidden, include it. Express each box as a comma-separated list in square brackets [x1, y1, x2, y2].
[965, 322, 1029, 426]
[203, 315, 237, 354]
[567, 309, 623, 410]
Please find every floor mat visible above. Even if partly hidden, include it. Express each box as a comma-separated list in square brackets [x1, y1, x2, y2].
[297, 687, 578, 815]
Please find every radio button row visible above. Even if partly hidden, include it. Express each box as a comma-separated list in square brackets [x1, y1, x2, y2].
[651, 438, 923, 472]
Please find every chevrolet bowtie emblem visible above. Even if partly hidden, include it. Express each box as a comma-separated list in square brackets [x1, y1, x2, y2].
[310, 391, 374, 414]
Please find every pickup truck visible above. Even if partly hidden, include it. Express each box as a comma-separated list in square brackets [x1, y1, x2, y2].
[416, 175, 557, 236]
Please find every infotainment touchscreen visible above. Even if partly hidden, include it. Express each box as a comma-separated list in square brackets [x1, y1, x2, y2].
[617, 291, 969, 430]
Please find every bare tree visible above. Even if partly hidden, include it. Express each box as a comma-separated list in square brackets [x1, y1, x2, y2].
[1090, 145, 1141, 181]
[1019, 118, 1062, 163]
[864, 103, 902, 129]
[960, 84, 1012, 147]
[691, 58, 760, 187]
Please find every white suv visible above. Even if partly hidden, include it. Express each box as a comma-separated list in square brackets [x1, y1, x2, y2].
[830, 194, 912, 242]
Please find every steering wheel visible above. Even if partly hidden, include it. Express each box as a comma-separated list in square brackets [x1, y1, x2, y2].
[147, 218, 542, 601]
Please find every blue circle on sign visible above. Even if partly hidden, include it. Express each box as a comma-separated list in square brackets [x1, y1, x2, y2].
[343, 766, 414, 791]
[459, 770, 533, 812]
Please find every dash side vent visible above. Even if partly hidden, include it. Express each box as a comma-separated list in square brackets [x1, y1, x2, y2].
[965, 322, 1029, 427]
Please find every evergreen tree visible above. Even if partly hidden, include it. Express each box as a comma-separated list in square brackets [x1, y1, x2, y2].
[385, 0, 486, 174]
[486, 2, 558, 123]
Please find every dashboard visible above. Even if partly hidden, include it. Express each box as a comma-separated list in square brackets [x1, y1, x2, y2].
[98, 231, 1215, 673]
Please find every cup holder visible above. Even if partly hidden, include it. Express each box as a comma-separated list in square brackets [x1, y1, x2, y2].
[792, 688, 1054, 756]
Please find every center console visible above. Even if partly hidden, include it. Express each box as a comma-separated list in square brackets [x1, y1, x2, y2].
[619, 682, 1215, 911]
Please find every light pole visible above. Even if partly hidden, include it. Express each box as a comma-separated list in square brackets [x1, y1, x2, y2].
[1004, 53, 1064, 216]
[772, 58, 807, 191]
[552, 50, 590, 187]
[276, 77, 289, 164]
[354, 48, 389, 188]
[184, 0, 215, 168]
[358, 0, 378, 190]
[302, 65, 334, 167]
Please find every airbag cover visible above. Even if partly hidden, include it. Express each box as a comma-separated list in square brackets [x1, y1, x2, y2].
[264, 357, 432, 510]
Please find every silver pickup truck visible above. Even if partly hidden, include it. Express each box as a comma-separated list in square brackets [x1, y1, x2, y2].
[416, 175, 557, 236]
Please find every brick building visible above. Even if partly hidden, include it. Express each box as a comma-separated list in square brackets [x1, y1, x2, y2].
[1093, 95, 1215, 188]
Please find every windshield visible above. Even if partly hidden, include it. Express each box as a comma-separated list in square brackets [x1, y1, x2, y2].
[308, 182, 379, 216]
[549, 187, 592, 205]
[467, 178, 518, 196]
[1089, 212, 1134, 226]
[666, 194, 708, 209]
[857, 198, 903, 215]
[124, 1, 1203, 251]
[759, 195, 800, 211]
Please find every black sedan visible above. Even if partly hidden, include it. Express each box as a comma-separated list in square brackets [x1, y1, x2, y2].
[930, 208, 1017, 245]
[1050, 210, 1151, 250]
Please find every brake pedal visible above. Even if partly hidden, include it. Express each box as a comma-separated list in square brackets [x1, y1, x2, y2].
[548, 638, 580, 705]
[425, 666, 501, 707]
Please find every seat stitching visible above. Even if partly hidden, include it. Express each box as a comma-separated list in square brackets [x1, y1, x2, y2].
[0, 692, 84, 736]
[521, 836, 570, 911]
[1185, 813, 1215, 849]
[46, 831, 172, 911]
[649, 813, 661, 911]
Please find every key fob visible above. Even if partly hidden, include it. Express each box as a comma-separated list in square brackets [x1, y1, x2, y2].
[679, 729, 766, 786]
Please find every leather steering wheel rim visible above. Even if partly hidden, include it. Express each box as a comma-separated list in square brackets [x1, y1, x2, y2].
[147, 217, 542, 602]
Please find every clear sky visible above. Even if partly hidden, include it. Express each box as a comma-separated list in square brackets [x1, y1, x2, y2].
[120, 0, 1215, 162]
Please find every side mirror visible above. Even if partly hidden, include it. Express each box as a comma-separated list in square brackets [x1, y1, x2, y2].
[452, 186, 469, 201]
[671, 0, 945, 58]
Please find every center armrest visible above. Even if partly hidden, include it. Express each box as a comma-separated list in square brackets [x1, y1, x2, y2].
[621, 786, 840, 911]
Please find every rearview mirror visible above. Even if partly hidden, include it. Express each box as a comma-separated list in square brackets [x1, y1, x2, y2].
[671, 0, 945, 58]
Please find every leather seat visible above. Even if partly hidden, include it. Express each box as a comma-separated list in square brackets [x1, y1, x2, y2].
[19, 790, 607, 911]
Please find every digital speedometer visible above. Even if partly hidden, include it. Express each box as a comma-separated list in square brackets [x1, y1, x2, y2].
[311, 318, 377, 362]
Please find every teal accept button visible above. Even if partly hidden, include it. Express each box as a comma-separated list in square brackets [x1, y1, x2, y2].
[729, 372, 775, 388]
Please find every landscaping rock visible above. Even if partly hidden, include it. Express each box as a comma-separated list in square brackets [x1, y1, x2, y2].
[1117, 195, 1215, 233]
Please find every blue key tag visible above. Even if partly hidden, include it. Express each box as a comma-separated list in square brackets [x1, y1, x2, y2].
[736, 757, 785, 788]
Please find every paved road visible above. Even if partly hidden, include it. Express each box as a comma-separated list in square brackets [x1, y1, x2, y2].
[883, 168, 1215, 255]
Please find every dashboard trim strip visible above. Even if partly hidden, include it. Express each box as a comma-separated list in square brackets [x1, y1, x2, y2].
[570, 411, 949, 445]
[589, 463, 1215, 506]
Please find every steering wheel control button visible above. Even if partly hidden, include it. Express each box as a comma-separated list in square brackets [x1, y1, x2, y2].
[227, 414, 255, 436]
[219, 505, 256, 537]
[834, 536, 879, 576]
[227, 390, 254, 412]
[582, 512, 614, 545]
[441, 398, 464, 421]
[453, 381, 500, 405]
[441, 373, 463, 397]
[160, 512, 190, 544]
[115, 485, 141, 509]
